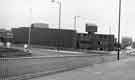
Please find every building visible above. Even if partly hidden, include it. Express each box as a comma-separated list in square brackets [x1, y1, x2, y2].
[12, 27, 76, 49]
[12, 23, 115, 51]
[31, 23, 49, 28]
[76, 23, 115, 51]
[0, 29, 13, 43]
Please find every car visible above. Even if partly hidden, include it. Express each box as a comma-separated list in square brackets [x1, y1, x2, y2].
[126, 49, 135, 55]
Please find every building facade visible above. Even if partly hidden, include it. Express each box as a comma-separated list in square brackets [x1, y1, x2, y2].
[12, 27, 76, 49]
[76, 23, 115, 51]
[12, 23, 115, 51]
[0, 29, 13, 43]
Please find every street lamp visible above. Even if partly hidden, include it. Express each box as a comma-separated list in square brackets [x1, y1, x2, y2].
[51, 0, 62, 51]
[28, 25, 31, 49]
[28, 8, 32, 50]
[51, 0, 62, 29]
[117, 0, 122, 60]
[109, 26, 111, 34]
[74, 16, 80, 31]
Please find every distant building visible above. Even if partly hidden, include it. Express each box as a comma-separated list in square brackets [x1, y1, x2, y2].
[31, 23, 49, 28]
[11, 23, 116, 51]
[121, 37, 132, 49]
[76, 23, 115, 51]
[76, 33, 115, 51]
[132, 41, 135, 48]
[85, 23, 97, 32]
[0, 29, 13, 43]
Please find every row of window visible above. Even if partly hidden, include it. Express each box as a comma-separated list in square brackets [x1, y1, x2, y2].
[79, 40, 114, 46]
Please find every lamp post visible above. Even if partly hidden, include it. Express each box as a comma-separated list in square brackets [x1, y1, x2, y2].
[58, 1, 61, 30]
[28, 8, 32, 50]
[52, 0, 62, 51]
[52, 0, 61, 29]
[73, 16, 80, 49]
[28, 25, 31, 49]
[117, 0, 122, 60]
[74, 16, 80, 31]
[109, 26, 111, 34]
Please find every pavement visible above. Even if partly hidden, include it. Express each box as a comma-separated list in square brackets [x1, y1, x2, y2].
[30, 57, 135, 80]
[12, 44, 117, 57]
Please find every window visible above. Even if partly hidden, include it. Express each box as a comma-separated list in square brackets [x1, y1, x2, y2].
[98, 41, 102, 45]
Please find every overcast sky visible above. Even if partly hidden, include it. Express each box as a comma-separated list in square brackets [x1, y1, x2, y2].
[0, 0, 135, 39]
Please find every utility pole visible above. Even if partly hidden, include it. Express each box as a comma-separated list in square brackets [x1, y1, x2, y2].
[52, 0, 62, 51]
[58, 1, 61, 51]
[28, 7, 32, 50]
[73, 16, 79, 49]
[52, 0, 61, 29]
[58, 1, 61, 30]
[117, 0, 122, 60]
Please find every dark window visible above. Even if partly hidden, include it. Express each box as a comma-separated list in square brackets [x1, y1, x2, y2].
[98, 41, 102, 45]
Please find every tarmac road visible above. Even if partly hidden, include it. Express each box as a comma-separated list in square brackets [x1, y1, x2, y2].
[0, 54, 121, 80]
[0, 44, 131, 80]
[30, 57, 135, 80]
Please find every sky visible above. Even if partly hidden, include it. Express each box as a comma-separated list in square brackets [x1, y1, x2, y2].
[0, 0, 135, 40]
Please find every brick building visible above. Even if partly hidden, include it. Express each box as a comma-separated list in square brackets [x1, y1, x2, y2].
[76, 23, 115, 51]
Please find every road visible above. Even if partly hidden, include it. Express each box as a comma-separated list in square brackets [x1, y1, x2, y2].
[1, 54, 128, 80]
[0, 45, 132, 80]
[30, 57, 135, 80]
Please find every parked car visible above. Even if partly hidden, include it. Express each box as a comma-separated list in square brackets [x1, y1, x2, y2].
[126, 49, 135, 55]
